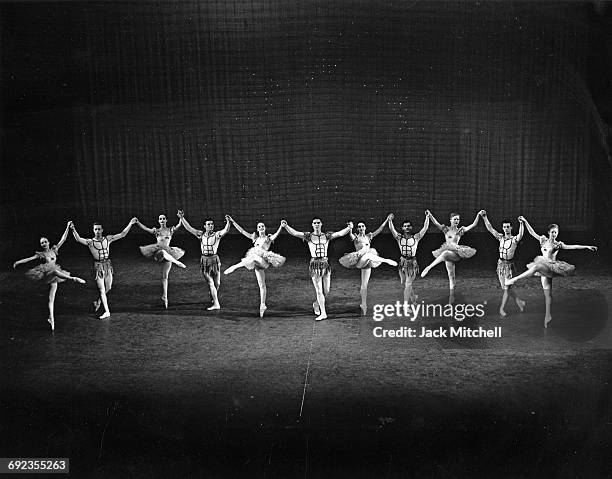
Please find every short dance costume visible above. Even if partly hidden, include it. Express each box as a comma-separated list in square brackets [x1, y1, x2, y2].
[397, 233, 423, 279]
[339, 234, 383, 269]
[432, 226, 476, 261]
[304, 232, 332, 277]
[526, 238, 575, 278]
[199, 232, 221, 276]
[139, 227, 185, 262]
[496, 235, 518, 284]
[240, 234, 286, 270]
[87, 237, 113, 280]
[25, 246, 71, 284]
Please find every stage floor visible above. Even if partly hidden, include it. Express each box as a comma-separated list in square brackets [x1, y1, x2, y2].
[1, 248, 612, 478]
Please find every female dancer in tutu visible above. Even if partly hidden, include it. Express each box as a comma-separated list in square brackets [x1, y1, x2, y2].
[223, 217, 285, 317]
[505, 217, 597, 327]
[13, 221, 86, 330]
[420, 211, 480, 300]
[339, 215, 397, 315]
[136, 214, 186, 308]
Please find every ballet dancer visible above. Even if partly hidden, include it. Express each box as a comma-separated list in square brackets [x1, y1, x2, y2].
[388, 211, 430, 305]
[13, 221, 86, 330]
[480, 210, 526, 317]
[223, 217, 285, 317]
[178, 210, 230, 310]
[338, 215, 397, 315]
[421, 211, 480, 302]
[71, 218, 137, 319]
[505, 217, 597, 327]
[283, 218, 352, 321]
[136, 214, 186, 308]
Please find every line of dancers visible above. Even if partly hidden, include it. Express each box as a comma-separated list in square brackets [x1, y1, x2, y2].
[13, 210, 597, 330]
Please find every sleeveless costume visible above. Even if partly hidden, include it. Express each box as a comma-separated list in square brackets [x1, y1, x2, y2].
[139, 226, 185, 262]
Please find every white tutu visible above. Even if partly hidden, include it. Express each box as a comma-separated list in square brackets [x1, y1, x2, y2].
[242, 246, 286, 270]
[140, 244, 185, 262]
[339, 248, 383, 269]
[526, 256, 575, 278]
[432, 243, 476, 262]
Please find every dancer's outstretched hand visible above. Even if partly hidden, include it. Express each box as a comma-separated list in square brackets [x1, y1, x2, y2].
[280, 220, 287, 228]
[177, 210, 184, 218]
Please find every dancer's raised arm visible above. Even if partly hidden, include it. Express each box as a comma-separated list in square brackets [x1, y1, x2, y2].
[53, 221, 71, 250]
[135, 218, 156, 234]
[428, 211, 445, 231]
[331, 222, 353, 239]
[219, 215, 232, 237]
[282, 220, 305, 239]
[269, 223, 284, 242]
[388, 213, 399, 238]
[177, 210, 202, 237]
[417, 211, 431, 238]
[462, 212, 481, 233]
[70, 222, 88, 245]
[480, 210, 501, 238]
[519, 216, 542, 241]
[369, 216, 389, 239]
[108, 217, 138, 243]
[516, 217, 525, 242]
[228, 216, 252, 240]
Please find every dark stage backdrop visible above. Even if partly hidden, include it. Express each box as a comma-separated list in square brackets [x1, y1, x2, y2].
[1, 1, 611, 235]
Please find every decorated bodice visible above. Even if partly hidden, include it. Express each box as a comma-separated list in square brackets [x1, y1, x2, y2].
[498, 235, 518, 260]
[153, 227, 176, 246]
[36, 246, 59, 264]
[397, 235, 416, 257]
[540, 238, 563, 260]
[86, 236, 111, 261]
[198, 231, 221, 255]
[252, 233, 273, 250]
[303, 232, 332, 258]
[353, 233, 373, 252]
[442, 226, 464, 245]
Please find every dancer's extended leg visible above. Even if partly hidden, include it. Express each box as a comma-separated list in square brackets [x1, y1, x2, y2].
[47, 283, 57, 330]
[255, 268, 267, 317]
[161, 261, 172, 308]
[360, 268, 371, 315]
[159, 250, 186, 268]
[421, 251, 455, 277]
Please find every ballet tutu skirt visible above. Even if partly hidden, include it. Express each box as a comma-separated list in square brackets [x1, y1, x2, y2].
[139, 244, 185, 262]
[25, 263, 68, 284]
[242, 246, 286, 270]
[432, 243, 476, 262]
[339, 248, 383, 269]
[526, 256, 575, 278]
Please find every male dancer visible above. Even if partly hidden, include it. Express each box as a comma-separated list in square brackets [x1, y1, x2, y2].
[388, 211, 430, 305]
[71, 218, 137, 319]
[282, 218, 352, 321]
[480, 210, 526, 317]
[178, 210, 230, 310]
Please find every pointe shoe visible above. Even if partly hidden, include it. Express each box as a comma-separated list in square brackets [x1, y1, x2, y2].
[516, 299, 526, 312]
[387, 260, 398, 267]
[360, 304, 367, 316]
[420, 269, 429, 278]
[504, 279, 514, 287]
[223, 266, 235, 275]
[161, 296, 168, 309]
[99, 311, 111, 320]
[315, 313, 328, 321]
[93, 300, 101, 312]
[544, 316, 552, 328]
[207, 304, 221, 311]
[313, 301, 321, 315]
[499, 309, 507, 318]
[176, 260, 187, 269]
[259, 304, 267, 318]
[47, 317, 54, 331]
[73, 277, 86, 284]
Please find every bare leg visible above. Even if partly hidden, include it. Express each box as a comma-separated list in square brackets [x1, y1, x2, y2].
[255, 268, 267, 317]
[97, 275, 111, 319]
[360, 268, 371, 315]
[421, 251, 455, 277]
[505, 266, 539, 286]
[360, 252, 398, 267]
[159, 250, 186, 268]
[224, 259, 250, 275]
[47, 283, 57, 330]
[507, 286, 525, 312]
[404, 276, 416, 304]
[205, 272, 220, 310]
[542, 276, 553, 327]
[161, 261, 172, 308]
[54, 270, 85, 283]
[312, 276, 327, 321]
